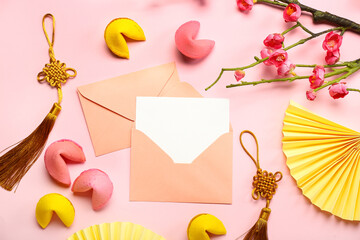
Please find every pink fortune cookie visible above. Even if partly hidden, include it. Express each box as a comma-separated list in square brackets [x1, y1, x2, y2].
[44, 140, 86, 186]
[71, 169, 113, 210]
[175, 20, 215, 59]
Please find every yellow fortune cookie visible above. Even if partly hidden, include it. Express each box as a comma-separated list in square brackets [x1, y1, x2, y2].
[187, 214, 226, 240]
[104, 18, 146, 59]
[35, 193, 75, 229]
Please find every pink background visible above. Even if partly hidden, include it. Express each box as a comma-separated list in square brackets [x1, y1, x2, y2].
[1, 0, 360, 239]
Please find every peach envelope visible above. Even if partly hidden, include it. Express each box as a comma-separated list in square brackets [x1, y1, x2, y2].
[78, 62, 202, 156]
[130, 124, 233, 204]
[78, 62, 233, 203]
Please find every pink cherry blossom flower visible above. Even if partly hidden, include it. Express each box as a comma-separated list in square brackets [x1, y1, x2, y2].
[306, 90, 316, 101]
[322, 31, 343, 52]
[234, 70, 245, 81]
[309, 65, 325, 89]
[329, 82, 349, 99]
[237, 0, 253, 11]
[268, 49, 288, 67]
[263, 33, 284, 49]
[277, 60, 295, 76]
[260, 47, 275, 66]
[283, 3, 301, 22]
[325, 49, 340, 65]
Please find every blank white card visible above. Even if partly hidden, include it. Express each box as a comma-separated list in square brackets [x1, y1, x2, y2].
[135, 97, 229, 163]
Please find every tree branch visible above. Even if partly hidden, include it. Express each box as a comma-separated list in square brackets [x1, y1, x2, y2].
[257, 0, 360, 34]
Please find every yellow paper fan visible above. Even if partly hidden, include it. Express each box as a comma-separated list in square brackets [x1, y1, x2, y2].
[67, 222, 166, 240]
[282, 101, 360, 221]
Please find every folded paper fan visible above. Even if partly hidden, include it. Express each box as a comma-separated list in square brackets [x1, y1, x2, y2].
[282, 101, 360, 221]
[67, 222, 166, 240]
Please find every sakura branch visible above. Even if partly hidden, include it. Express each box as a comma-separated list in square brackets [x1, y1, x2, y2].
[206, 0, 360, 100]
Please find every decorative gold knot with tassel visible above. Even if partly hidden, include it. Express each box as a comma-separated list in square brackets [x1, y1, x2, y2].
[238, 130, 282, 240]
[0, 14, 76, 191]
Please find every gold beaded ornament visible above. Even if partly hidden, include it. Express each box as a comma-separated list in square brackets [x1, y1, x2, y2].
[238, 130, 282, 240]
[0, 14, 76, 191]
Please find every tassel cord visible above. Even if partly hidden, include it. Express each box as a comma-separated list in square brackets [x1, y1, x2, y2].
[42, 13, 56, 62]
[239, 130, 260, 169]
[57, 87, 63, 104]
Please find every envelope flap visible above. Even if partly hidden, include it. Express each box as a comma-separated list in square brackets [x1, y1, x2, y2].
[77, 62, 179, 121]
[161, 81, 203, 98]
[131, 128, 233, 165]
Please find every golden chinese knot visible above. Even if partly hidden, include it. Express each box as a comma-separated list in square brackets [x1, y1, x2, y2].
[252, 168, 282, 201]
[37, 59, 76, 89]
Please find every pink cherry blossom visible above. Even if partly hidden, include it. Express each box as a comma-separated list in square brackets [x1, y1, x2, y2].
[234, 70, 245, 81]
[268, 49, 288, 67]
[309, 65, 325, 89]
[322, 31, 343, 52]
[263, 33, 284, 49]
[283, 3, 301, 22]
[260, 47, 275, 66]
[277, 60, 295, 76]
[329, 82, 349, 99]
[325, 49, 340, 65]
[237, 0, 253, 11]
[306, 90, 316, 101]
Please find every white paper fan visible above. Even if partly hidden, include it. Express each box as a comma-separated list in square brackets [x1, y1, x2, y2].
[67, 222, 166, 240]
[282, 101, 360, 221]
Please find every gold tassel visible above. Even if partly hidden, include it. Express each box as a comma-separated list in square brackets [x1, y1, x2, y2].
[244, 208, 271, 240]
[0, 14, 76, 191]
[0, 104, 61, 191]
[239, 130, 282, 240]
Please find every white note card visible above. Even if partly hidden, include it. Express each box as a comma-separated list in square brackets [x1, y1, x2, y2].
[135, 97, 229, 163]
